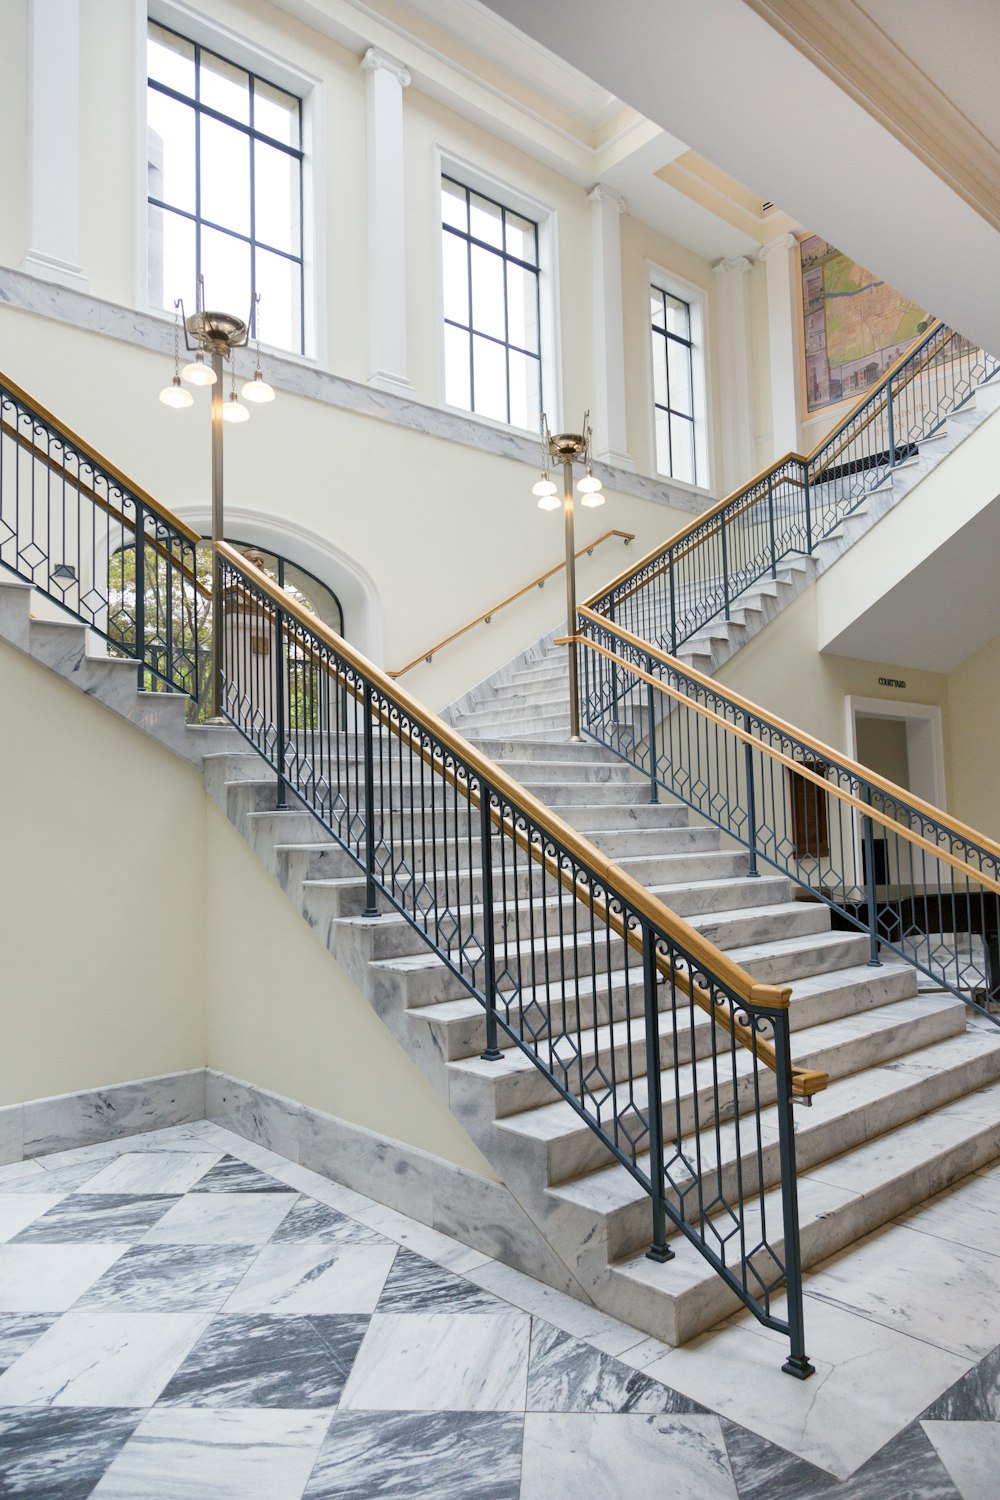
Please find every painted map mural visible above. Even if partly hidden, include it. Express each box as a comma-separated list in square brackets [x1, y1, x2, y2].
[799, 235, 931, 413]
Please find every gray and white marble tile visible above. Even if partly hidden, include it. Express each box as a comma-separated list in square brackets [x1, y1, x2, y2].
[142, 1190, 299, 1244]
[11, 1193, 182, 1243]
[223, 1241, 397, 1316]
[526, 1318, 706, 1415]
[721, 1418, 842, 1498]
[923, 1420, 1000, 1500]
[465, 1259, 649, 1356]
[82, 1150, 221, 1196]
[0, 1102, 24, 1168]
[188, 1155, 290, 1194]
[0, 1160, 105, 1196]
[375, 1247, 507, 1315]
[90, 1407, 332, 1499]
[339, 1310, 531, 1412]
[348, 1201, 487, 1273]
[921, 1344, 1000, 1421]
[0, 1194, 66, 1243]
[304, 1410, 523, 1498]
[0, 1159, 45, 1189]
[0, 1310, 209, 1406]
[832, 1423, 960, 1500]
[0, 1407, 143, 1499]
[206, 1071, 301, 1161]
[158, 1313, 369, 1407]
[0, 1244, 126, 1311]
[77, 1243, 260, 1312]
[271, 1196, 388, 1246]
[519, 1412, 737, 1500]
[22, 1070, 205, 1158]
[0, 1314, 57, 1374]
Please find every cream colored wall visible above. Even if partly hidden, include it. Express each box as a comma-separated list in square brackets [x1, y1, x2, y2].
[204, 800, 495, 1173]
[0, 638, 206, 1105]
[0, 2, 27, 273]
[946, 630, 1000, 841]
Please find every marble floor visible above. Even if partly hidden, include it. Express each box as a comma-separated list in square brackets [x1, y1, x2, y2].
[1, 1124, 1000, 1498]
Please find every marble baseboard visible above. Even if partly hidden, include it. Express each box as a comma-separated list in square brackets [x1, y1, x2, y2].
[0, 1070, 206, 1165]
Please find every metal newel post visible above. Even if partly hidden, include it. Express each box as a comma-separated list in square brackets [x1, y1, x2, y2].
[773, 1012, 814, 1380]
[479, 786, 502, 1061]
[363, 685, 380, 918]
[563, 457, 582, 741]
[886, 375, 897, 468]
[803, 464, 813, 555]
[646, 654, 659, 804]
[642, 921, 673, 1264]
[134, 501, 146, 690]
[863, 798, 881, 967]
[743, 711, 759, 876]
[668, 548, 678, 655]
[210, 349, 225, 720]
[720, 511, 730, 620]
[767, 474, 778, 580]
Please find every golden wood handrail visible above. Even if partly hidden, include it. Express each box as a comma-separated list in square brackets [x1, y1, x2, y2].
[219, 542, 827, 1098]
[389, 529, 635, 679]
[584, 319, 947, 611]
[576, 605, 1000, 886]
[0, 370, 202, 545]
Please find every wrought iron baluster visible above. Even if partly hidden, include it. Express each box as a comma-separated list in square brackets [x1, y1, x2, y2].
[134, 503, 146, 689]
[642, 921, 673, 1263]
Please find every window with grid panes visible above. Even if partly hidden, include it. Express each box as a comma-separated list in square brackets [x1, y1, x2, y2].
[651, 287, 697, 484]
[441, 176, 542, 429]
[146, 21, 304, 354]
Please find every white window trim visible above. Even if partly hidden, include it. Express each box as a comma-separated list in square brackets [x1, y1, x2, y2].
[135, 0, 326, 365]
[645, 259, 712, 492]
[433, 144, 562, 437]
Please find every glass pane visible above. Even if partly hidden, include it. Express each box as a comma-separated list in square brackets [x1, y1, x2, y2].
[442, 178, 467, 233]
[201, 225, 252, 320]
[506, 263, 538, 354]
[147, 90, 195, 213]
[664, 293, 690, 339]
[470, 244, 505, 340]
[200, 49, 250, 124]
[254, 139, 300, 255]
[654, 407, 671, 475]
[148, 24, 195, 96]
[667, 338, 693, 416]
[652, 334, 668, 406]
[442, 232, 469, 326]
[444, 324, 471, 410]
[254, 247, 302, 353]
[508, 350, 541, 432]
[650, 288, 665, 329]
[472, 334, 507, 422]
[670, 414, 696, 483]
[505, 210, 536, 264]
[469, 192, 503, 249]
[148, 204, 195, 311]
[200, 115, 250, 236]
[254, 78, 299, 147]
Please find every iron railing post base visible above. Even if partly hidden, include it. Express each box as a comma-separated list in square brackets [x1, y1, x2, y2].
[480, 1045, 503, 1062]
[781, 1353, 815, 1380]
[645, 1242, 675, 1264]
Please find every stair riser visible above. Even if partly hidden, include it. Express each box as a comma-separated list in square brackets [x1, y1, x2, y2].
[737, 933, 872, 983]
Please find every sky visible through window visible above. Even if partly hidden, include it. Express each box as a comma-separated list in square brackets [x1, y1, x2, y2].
[146, 22, 304, 354]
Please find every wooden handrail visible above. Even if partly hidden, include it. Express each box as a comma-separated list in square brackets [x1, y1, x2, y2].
[388, 530, 635, 679]
[584, 319, 948, 611]
[219, 542, 827, 1097]
[0, 371, 202, 545]
[577, 605, 1000, 882]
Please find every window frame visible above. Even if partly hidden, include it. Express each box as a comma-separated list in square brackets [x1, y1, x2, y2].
[137, 1, 324, 363]
[434, 148, 562, 435]
[646, 261, 711, 490]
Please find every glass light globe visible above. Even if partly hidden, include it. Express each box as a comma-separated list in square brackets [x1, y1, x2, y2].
[580, 489, 606, 508]
[222, 393, 250, 424]
[536, 492, 561, 511]
[159, 376, 193, 409]
[242, 370, 276, 404]
[181, 354, 216, 386]
[532, 477, 557, 498]
[577, 473, 603, 494]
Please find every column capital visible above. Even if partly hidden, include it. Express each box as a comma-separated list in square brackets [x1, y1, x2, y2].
[713, 256, 754, 277]
[361, 47, 411, 87]
[588, 183, 626, 215]
[758, 232, 798, 261]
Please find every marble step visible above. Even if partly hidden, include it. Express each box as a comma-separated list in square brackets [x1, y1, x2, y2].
[457, 716, 573, 739]
[470, 738, 613, 763]
[605, 1070, 1000, 1345]
[727, 929, 873, 984]
[496, 992, 968, 1186]
[554, 802, 690, 830]
[642, 874, 792, 917]
[492, 758, 635, 784]
[0, 572, 33, 649]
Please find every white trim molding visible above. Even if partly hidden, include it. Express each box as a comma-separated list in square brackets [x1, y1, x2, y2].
[362, 46, 414, 395]
[22, 0, 88, 293]
[712, 255, 755, 491]
[645, 259, 712, 492]
[759, 232, 802, 460]
[588, 184, 635, 472]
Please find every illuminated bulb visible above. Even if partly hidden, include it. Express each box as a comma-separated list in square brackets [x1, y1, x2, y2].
[159, 376, 193, 409]
[536, 492, 561, 511]
[577, 473, 603, 494]
[580, 488, 605, 508]
[181, 354, 216, 386]
[222, 392, 250, 423]
[532, 477, 557, 499]
[242, 370, 276, 404]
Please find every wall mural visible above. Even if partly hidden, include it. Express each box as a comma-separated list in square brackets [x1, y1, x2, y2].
[799, 234, 930, 414]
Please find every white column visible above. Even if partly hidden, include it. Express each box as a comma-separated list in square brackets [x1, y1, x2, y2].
[22, 0, 87, 290]
[588, 184, 635, 471]
[759, 232, 802, 459]
[362, 47, 412, 396]
[712, 256, 755, 491]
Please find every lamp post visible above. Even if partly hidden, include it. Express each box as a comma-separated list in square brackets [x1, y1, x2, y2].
[159, 276, 275, 719]
[533, 413, 604, 740]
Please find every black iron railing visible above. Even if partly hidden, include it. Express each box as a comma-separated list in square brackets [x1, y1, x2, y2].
[589, 323, 1000, 652]
[0, 373, 200, 695]
[578, 608, 1000, 1015]
[218, 541, 826, 1375]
